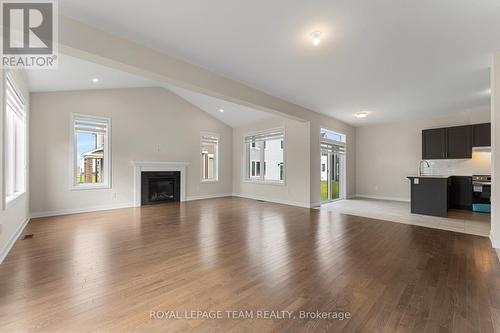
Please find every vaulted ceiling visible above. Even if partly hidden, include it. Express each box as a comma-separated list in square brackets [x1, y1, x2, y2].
[58, 0, 500, 125]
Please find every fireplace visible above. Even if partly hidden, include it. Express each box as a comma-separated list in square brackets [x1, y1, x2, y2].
[141, 171, 181, 205]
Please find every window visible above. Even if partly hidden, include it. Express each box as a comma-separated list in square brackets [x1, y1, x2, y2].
[245, 128, 284, 183]
[320, 128, 346, 143]
[71, 113, 111, 189]
[4, 74, 26, 206]
[201, 133, 218, 182]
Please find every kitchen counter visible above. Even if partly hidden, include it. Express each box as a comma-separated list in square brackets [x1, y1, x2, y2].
[407, 176, 450, 217]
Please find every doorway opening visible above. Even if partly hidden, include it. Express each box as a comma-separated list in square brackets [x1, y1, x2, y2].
[320, 129, 346, 203]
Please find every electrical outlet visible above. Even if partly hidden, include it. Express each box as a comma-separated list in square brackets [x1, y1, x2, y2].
[156, 144, 161, 152]
[0, 224, 2, 235]
[113, 192, 118, 200]
[374, 185, 379, 191]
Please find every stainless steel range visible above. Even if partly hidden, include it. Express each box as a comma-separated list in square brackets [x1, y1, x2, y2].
[472, 175, 491, 213]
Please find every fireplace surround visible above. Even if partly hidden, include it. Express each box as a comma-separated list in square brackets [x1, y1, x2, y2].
[132, 161, 188, 206]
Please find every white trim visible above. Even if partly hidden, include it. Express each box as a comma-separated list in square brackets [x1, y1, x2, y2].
[5, 191, 26, 209]
[490, 234, 500, 249]
[69, 113, 112, 191]
[3, 72, 27, 210]
[132, 161, 189, 206]
[186, 193, 232, 201]
[0, 216, 30, 264]
[31, 202, 134, 218]
[355, 194, 410, 203]
[232, 192, 311, 209]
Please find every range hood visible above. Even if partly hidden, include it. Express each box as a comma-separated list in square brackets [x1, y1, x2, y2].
[472, 146, 491, 152]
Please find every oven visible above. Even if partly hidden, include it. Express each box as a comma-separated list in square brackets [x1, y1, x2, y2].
[472, 175, 491, 213]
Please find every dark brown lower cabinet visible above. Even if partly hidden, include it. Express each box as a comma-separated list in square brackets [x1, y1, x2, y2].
[450, 176, 472, 210]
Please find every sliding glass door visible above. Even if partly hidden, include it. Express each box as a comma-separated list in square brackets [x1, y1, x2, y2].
[320, 129, 346, 203]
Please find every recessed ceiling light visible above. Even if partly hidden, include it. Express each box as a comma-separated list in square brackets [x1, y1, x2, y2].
[92, 78, 99, 83]
[355, 111, 369, 119]
[311, 31, 322, 46]
[219, 109, 224, 113]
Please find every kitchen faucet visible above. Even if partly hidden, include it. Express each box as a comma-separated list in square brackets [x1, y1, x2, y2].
[418, 160, 430, 176]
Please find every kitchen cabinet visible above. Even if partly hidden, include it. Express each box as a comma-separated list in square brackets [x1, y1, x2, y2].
[446, 125, 472, 159]
[450, 176, 472, 210]
[422, 122, 489, 160]
[422, 128, 447, 159]
[408, 176, 450, 217]
[472, 123, 491, 147]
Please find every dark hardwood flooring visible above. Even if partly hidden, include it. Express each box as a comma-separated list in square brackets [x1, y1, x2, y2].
[0, 197, 499, 332]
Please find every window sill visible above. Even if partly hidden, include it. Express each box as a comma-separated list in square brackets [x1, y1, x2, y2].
[5, 191, 26, 210]
[243, 179, 286, 186]
[201, 179, 219, 184]
[70, 184, 111, 191]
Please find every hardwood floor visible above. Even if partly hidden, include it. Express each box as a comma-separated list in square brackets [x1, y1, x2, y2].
[1, 197, 499, 332]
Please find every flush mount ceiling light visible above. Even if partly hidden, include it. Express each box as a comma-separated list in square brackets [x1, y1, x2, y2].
[355, 111, 369, 119]
[219, 109, 224, 113]
[92, 78, 99, 83]
[311, 31, 322, 46]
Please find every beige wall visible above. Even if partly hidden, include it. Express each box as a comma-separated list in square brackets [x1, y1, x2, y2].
[0, 69, 30, 263]
[491, 52, 500, 249]
[57, 17, 359, 208]
[29, 87, 233, 215]
[232, 116, 310, 207]
[356, 108, 491, 201]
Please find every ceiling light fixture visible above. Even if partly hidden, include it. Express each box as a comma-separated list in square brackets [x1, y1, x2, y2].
[219, 109, 224, 113]
[92, 78, 99, 83]
[311, 31, 322, 46]
[355, 111, 369, 119]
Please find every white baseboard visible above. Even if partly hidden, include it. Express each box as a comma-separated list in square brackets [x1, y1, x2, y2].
[0, 216, 30, 264]
[232, 193, 311, 209]
[31, 203, 134, 218]
[186, 193, 232, 201]
[355, 194, 410, 203]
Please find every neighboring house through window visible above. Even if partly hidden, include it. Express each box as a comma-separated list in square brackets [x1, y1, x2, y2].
[3, 74, 26, 207]
[201, 133, 218, 182]
[70, 113, 111, 189]
[245, 128, 285, 183]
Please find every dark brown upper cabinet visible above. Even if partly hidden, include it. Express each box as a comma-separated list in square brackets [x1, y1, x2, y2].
[422, 123, 489, 160]
[446, 125, 472, 159]
[472, 123, 491, 147]
[422, 128, 447, 159]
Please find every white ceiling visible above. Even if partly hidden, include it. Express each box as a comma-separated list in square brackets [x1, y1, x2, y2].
[164, 85, 272, 127]
[26, 54, 156, 92]
[59, 0, 500, 126]
[26, 54, 272, 127]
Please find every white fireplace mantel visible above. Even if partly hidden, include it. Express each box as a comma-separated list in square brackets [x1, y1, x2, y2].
[132, 161, 189, 206]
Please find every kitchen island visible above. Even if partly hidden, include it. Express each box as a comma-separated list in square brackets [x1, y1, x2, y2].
[407, 176, 450, 217]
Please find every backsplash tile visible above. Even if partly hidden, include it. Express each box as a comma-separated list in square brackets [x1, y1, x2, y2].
[421, 151, 491, 176]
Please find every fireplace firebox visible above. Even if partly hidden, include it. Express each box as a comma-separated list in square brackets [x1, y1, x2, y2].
[141, 171, 180, 205]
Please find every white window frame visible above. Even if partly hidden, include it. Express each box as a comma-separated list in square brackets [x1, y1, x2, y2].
[69, 113, 112, 190]
[3, 72, 27, 209]
[200, 132, 219, 183]
[244, 127, 285, 185]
